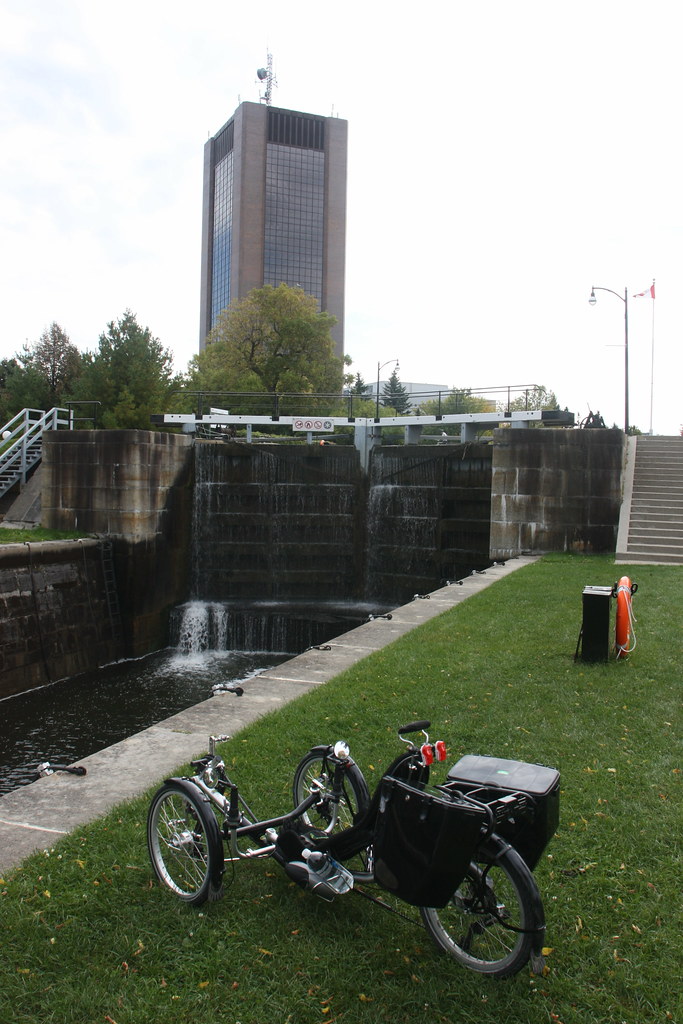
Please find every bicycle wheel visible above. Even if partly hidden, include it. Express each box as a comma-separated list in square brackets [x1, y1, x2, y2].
[147, 780, 224, 906]
[420, 843, 541, 978]
[292, 750, 370, 832]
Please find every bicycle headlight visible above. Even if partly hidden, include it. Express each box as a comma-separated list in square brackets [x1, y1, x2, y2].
[333, 740, 350, 759]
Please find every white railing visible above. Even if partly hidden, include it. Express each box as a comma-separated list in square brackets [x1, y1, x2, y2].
[0, 408, 71, 497]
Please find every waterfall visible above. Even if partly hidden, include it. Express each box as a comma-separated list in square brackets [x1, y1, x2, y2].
[173, 601, 228, 654]
[179, 441, 492, 643]
[170, 599, 380, 655]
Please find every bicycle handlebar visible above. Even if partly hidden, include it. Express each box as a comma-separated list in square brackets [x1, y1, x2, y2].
[398, 720, 431, 735]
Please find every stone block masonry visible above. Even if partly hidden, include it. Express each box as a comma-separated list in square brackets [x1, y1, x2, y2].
[41, 429, 194, 661]
[0, 540, 118, 699]
[490, 428, 624, 559]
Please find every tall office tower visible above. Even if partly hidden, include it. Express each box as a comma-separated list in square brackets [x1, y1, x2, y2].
[199, 101, 347, 357]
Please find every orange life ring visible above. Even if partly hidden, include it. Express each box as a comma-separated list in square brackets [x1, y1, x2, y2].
[614, 576, 634, 658]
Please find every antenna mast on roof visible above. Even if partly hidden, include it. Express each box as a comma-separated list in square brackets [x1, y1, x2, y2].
[256, 53, 277, 105]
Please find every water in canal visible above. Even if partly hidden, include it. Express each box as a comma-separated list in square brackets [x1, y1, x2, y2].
[0, 647, 288, 794]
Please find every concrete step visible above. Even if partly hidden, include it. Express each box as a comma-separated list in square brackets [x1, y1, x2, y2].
[629, 511, 683, 522]
[629, 524, 683, 534]
[627, 537, 683, 552]
[629, 521, 683, 532]
[633, 470, 683, 481]
[616, 550, 683, 565]
[630, 498, 683, 511]
[623, 543, 683, 559]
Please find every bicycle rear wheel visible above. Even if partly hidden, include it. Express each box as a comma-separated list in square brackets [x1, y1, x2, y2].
[147, 780, 224, 906]
[420, 842, 542, 978]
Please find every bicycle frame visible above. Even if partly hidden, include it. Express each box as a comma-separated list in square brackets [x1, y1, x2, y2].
[186, 735, 323, 863]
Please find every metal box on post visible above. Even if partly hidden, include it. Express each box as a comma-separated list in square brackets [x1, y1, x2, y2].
[580, 585, 613, 662]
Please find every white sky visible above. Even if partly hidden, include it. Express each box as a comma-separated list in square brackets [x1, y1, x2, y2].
[1, 0, 681, 435]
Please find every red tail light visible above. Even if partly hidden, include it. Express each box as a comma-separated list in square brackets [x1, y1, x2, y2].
[420, 743, 434, 766]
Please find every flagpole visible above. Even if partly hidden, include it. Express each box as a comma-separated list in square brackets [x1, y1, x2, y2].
[648, 278, 656, 435]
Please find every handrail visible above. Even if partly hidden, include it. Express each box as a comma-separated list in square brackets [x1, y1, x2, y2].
[0, 407, 71, 496]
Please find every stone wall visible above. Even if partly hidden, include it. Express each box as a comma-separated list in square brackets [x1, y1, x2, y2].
[41, 430, 194, 657]
[489, 428, 624, 559]
[0, 539, 118, 699]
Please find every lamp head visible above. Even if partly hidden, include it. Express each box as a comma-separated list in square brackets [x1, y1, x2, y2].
[588, 288, 597, 306]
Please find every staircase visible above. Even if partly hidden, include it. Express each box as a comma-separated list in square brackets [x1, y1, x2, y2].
[0, 408, 70, 500]
[616, 435, 683, 565]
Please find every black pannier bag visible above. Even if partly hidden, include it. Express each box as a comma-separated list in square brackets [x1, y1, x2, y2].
[446, 755, 560, 869]
[372, 777, 488, 908]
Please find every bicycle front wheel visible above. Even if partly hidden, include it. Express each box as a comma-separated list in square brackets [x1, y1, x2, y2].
[292, 750, 370, 832]
[147, 780, 224, 906]
[420, 842, 542, 978]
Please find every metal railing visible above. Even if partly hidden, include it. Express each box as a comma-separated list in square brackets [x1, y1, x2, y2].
[169, 384, 546, 422]
[0, 408, 71, 498]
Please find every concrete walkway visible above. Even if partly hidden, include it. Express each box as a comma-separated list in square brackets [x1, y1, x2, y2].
[0, 556, 537, 876]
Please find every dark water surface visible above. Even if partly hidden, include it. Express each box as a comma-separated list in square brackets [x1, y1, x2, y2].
[0, 649, 288, 794]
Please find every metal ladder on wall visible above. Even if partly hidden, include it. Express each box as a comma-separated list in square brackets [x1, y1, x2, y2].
[0, 408, 71, 498]
[99, 540, 124, 656]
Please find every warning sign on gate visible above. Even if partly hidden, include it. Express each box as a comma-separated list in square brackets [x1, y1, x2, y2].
[292, 418, 334, 432]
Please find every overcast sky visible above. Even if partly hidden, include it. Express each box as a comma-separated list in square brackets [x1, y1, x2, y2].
[1, 0, 681, 434]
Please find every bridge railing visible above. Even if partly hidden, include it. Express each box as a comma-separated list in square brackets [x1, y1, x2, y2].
[168, 384, 548, 421]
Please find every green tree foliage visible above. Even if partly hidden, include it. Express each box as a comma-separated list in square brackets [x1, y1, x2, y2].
[422, 387, 494, 418]
[0, 358, 47, 421]
[0, 324, 84, 421]
[70, 311, 179, 429]
[188, 285, 344, 399]
[27, 323, 83, 406]
[505, 385, 559, 412]
[349, 372, 369, 396]
[381, 367, 411, 414]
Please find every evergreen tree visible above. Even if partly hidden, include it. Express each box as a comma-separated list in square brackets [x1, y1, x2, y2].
[350, 372, 369, 396]
[381, 367, 411, 414]
[28, 323, 83, 406]
[70, 311, 179, 429]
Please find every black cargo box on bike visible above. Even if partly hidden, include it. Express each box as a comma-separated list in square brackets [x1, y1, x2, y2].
[372, 777, 488, 908]
[446, 755, 560, 869]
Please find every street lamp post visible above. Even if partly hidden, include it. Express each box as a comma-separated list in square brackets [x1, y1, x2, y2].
[589, 286, 629, 434]
[375, 359, 399, 421]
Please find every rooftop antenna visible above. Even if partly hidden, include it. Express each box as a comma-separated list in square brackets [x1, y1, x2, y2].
[256, 53, 277, 105]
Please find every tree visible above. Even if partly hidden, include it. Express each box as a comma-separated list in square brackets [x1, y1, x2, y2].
[505, 385, 559, 412]
[26, 323, 83, 406]
[188, 284, 344, 398]
[0, 324, 83, 421]
[422, 387, 494, 418]
[0, 357, 47, 421]
[70, 311, 179, 429]
[349, 372, 369, 397]
[381, 368, 411, 414]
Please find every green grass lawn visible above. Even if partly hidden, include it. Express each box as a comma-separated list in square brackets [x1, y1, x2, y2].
[0, 527, 89, 544]
[1, 554, 681, 1024]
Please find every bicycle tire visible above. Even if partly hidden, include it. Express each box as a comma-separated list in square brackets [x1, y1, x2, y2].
[147, 779, 224, 906]
[292, 749, 370, 832]
[419, 839, 543, 978]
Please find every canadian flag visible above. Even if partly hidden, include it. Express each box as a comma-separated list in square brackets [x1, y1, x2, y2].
[634, 283, 655, 299]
